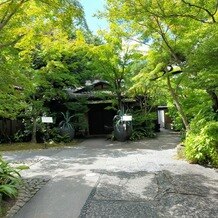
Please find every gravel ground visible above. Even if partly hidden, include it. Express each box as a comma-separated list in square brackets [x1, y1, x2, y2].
[79, 170, 218, 218]
[2, 130, 218, 218]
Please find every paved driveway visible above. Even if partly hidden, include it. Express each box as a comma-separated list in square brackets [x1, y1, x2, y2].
[3, 131, 218, 218]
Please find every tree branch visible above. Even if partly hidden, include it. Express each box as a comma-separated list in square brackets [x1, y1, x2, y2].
[0, 0, 27, 32]
[137, 0, 217, 24]
[212, 0, 218, 16]
[1, 0, 15, 24]
[0, 0, 11, 7]
[167, 75, 189, 130]
[154, 16, 181, 63]
[0, 34, 24, 49]
[181, 0, 217, 23]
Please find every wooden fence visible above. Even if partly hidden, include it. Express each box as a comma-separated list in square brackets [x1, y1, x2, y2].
[0, 119, 23, 142]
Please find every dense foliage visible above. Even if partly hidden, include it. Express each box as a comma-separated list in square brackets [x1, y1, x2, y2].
[130, 110, 157, 140]
[185, 110, 218, 166]
[185, 121, 218, 166]
[0, 0, 85, 118]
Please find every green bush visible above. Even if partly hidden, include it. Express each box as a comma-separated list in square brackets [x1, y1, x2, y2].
[185, 121, 218, 167]
[130, 110, 156, 140]
[167, 106, 184, 131]
[66, 99, 89, 135]
[49, 128, 71, 143]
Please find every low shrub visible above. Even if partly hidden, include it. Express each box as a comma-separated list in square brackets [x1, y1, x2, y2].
[130, 111, 157, 141]
[49, 128, 72, 143]
[13, 130, 31, 143]
[185, 121, 218, 167]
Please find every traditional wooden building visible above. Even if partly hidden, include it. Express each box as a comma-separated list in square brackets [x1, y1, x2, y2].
[67, 80, 117, 136]
[67, 80, 162, 136]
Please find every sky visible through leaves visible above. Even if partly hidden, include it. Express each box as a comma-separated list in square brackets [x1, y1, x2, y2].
[80, 0, 108, 33]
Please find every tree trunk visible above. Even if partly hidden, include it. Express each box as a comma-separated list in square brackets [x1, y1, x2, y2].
[115, 79, 123, 111]
[31, 117, 37, 143]
[167, 76, 190, 130]
[117, 91, 123, 111]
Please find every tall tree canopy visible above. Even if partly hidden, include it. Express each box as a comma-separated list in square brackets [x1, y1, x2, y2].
[90, 25, 143, 110]
[0, 0, 86, 118]
[105, 0, 218, 129]
[104, 0, 218, 165]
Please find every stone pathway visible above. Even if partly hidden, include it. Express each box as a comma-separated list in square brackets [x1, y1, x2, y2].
[6, 178, 50, 218]
[3, 130, 218, 218]
[80, 171, 218, 217]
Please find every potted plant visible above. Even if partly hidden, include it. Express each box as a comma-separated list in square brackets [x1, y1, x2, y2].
[59, 111, 75, 140]
[113, 110, 132, 142]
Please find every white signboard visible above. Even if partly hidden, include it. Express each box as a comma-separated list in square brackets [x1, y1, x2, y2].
[41, 117, 53, 123]
[121, 115, 132, 121]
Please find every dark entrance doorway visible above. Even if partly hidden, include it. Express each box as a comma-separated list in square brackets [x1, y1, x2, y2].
[88, 104, 116, 135]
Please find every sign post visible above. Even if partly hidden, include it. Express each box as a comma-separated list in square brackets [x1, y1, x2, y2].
[121, 115, 132, 122]
[41, 117, 53, 148]
[41, 117, 53, 123]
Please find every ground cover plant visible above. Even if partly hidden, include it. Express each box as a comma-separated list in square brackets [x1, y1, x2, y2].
[0, 155, 29, 216]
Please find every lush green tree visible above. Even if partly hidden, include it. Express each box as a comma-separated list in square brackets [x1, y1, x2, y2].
[0, 0, 84, 118]
[90, 26, 142, 111]
[105, 0, 218, 128]
[21, 31, 97, 143]
[0, 0, 96, 142]
[105, 0, 218, 163]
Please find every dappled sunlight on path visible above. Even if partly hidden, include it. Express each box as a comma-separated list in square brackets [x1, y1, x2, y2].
[3, 130, 218, 218]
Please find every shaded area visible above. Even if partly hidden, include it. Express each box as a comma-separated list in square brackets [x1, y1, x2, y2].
[79, 171, 218, 218]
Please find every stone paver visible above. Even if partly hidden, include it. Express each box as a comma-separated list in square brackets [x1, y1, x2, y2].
[6, 178, 50, 218]
[79, 171, 218, 218]
[2, 130, 218, 218]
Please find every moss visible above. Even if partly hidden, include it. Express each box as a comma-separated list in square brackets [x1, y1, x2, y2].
[0, 140, 79, 152]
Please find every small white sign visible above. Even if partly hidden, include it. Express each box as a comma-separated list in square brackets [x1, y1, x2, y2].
[41, 117, 53, 123]
[121, 115, 132, 121]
